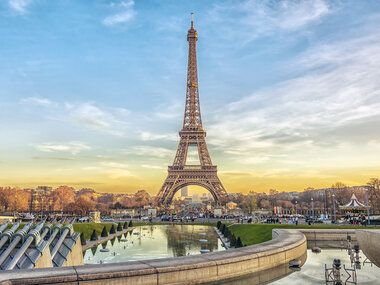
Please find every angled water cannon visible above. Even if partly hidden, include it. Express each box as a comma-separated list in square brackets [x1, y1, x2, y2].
[46, 217, 66, 246]
[40, 217, 57, 241]
[0, 221, 33, 267]
[50, 218, 75, 259]
[0, 221, 10, 234]
[5, 218, 47, 270]
[0, 221, 20, 250]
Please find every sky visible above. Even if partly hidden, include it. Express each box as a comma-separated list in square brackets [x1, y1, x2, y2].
[0, 0, 380, 194]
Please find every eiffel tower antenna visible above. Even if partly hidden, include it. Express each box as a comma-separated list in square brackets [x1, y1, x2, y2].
[156, 14, 228, 205]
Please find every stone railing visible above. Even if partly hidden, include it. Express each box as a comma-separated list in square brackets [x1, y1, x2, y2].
[0, 229, 306, 285]
[299, 229, 356, 249]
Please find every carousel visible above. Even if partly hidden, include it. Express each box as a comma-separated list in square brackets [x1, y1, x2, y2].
[339, 193, 368, 214]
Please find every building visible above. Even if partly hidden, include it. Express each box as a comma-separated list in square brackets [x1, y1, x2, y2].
[181, 187, 188, 197]
[89, 211, 100, 223]
[30, 186, 53, 213]
[192, 193, 200, 203]
[226, 202, 238, 210]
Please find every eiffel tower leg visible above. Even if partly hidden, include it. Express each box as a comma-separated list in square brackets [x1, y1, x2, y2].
[156, 178, 173, 205]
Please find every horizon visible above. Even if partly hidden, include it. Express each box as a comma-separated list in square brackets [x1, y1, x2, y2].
[1, 0, 380, 195]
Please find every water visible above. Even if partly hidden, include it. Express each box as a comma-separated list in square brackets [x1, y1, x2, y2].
[84, 226, 380, 284]
[84, 224, 225, 264]
[271, 249, 380, 284]
[218, 249, 380, 284]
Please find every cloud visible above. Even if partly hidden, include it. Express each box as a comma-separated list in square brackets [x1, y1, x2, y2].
[139, 131, 177, 142]
[126, 146, 173, 159]
[66, 102, 111, 127]
[32, 156, 75, 161]
[101, 162, 129, 168]
[34, 142, 91, 155]
[8, 0, 32, 14]
[209, 0, 330, 42]
[153, 100, 183, 119]
[141, 164, 165, 170]
[207, 29, 380, 165]
[105, 169, 133, 178]
[103, 1, 136, 26]
[64, 102, 130, 136]
[20, 98, 130, 137]
[20, 97, 52, 106]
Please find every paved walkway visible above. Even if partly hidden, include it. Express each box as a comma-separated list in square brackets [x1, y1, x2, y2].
[82, 227, 135, 251]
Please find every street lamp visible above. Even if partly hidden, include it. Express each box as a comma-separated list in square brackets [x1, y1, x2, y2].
[365, 187, 371, 225]
[295, 201, 298, 216]
[332, 193, 336, 224]
[14, 195, 17, 221]
[311, 198, 314, 221]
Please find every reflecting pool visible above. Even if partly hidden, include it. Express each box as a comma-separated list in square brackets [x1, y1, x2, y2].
[271, 249, 380, 284]
[84, 224, 225, 264]
[217, 249, 380, 285]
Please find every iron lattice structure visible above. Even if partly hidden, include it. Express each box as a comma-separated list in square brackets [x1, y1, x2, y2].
[156, 14, 228, 205]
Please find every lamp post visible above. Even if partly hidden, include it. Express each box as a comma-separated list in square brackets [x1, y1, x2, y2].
[295, 201, 298, 216]
[14, 195, 17, 222]
[311, 198, 314, 221]
[332, 193, 336, 224]
[365, 187, 371, 225]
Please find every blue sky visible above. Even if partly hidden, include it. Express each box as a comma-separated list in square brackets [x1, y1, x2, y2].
[1, 0, 380, 193]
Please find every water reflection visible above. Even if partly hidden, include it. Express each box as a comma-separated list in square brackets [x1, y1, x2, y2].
[164, 225, 219, 257]
[84, 225, 224, 264]
[214, 253, 307, 285]
[217, 249, 380, 285]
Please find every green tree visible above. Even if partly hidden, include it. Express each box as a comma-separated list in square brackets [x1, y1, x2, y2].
[221, 224, 226, 235]
[235, 237, 243, 248]
[117, 222, 122, 232]
[110, 224, 116, 234]
[101, 226, 108, 237]
[90, 229, 98, 241]
[128, 220, 133, 227]
[80, 232, 86, 245]
[225, 227, 231, 238]
[217, 221, 221, 229]
[230, 234, 236, 247]
[123, 221, 128, 229]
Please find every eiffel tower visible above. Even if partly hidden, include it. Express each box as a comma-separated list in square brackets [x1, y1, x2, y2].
[156, 14, 228, 205]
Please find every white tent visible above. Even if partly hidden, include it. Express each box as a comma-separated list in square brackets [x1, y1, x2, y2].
[339, 193, 367, 211]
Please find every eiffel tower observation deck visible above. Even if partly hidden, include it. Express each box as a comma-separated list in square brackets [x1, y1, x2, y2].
[156, 14, 228, 205]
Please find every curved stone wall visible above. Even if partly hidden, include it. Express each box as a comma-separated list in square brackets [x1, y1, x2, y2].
[0, 229, 307, 285]
[356, 229, 380, 267]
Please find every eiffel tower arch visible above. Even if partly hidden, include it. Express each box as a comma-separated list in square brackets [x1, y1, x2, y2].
[156, 14, 228, 205]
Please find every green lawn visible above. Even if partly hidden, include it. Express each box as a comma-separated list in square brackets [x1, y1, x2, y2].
[228, 223, 374, 246]
[134, 222, 217, 227]
[73, 223, 117, 240]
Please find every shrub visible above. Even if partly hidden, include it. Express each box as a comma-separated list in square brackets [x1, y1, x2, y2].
[128, 220, 133, 227]
[117, 222, 122, 232]
[221, 224, 226, 234]
[90, 229, 98, 241]
[110, 224, 116, 234]
[217, 221, 221, 229]
[235, 237, 243, 248]
[101, 226, 108, 237]
[230, 234, 236, 247]
[123, 221, 128, 229]
[80, 232, 86, 245]
[225, 228, 231, 238]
